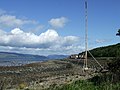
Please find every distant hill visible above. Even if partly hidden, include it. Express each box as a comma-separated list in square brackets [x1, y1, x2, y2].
[47, 55, 68, 59]
[79, 43, 120, 57]
[0, 52, 48, 61]
[0, 52, 68, 61]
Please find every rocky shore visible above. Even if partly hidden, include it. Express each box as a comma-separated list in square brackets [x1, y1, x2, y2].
[0, 59, 103, 90]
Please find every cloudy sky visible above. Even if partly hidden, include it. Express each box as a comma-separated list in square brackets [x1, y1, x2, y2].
[0, 0, 119, 55]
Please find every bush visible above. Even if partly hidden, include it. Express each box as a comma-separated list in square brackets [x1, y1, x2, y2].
[19, 83, 27, 89]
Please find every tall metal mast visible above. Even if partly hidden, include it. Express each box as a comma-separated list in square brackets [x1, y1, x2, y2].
[84, 0, 104, 71]
[83, 0, 105, 72]
[84, 0, 88, 70]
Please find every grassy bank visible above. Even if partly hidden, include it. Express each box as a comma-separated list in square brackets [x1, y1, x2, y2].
[46, 79, 120, 90]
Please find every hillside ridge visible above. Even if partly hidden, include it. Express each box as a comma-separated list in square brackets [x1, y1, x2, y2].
[79, 43, 120, 57]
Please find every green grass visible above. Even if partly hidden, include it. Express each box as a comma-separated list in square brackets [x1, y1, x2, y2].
[46, 80, 120, 90]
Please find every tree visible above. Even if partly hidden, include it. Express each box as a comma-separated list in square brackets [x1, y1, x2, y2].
[116, 29, 120, 36]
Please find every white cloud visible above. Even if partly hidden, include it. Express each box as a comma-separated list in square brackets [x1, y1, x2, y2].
[95, 39, 105, 43]
[30, 25, 44, 33]
[0, 45, 84, 55]
[0, 28, 79, 49]
[0, 28, 82, 55]
[49, 17, 68, 28]
[0, 9, 6, 15]
[0, 9, 43, 32]
[0, 9, 83, 55]
[0, 15, 37, 27]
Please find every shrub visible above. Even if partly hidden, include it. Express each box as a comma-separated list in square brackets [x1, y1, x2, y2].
[19, 83, 27, 89]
